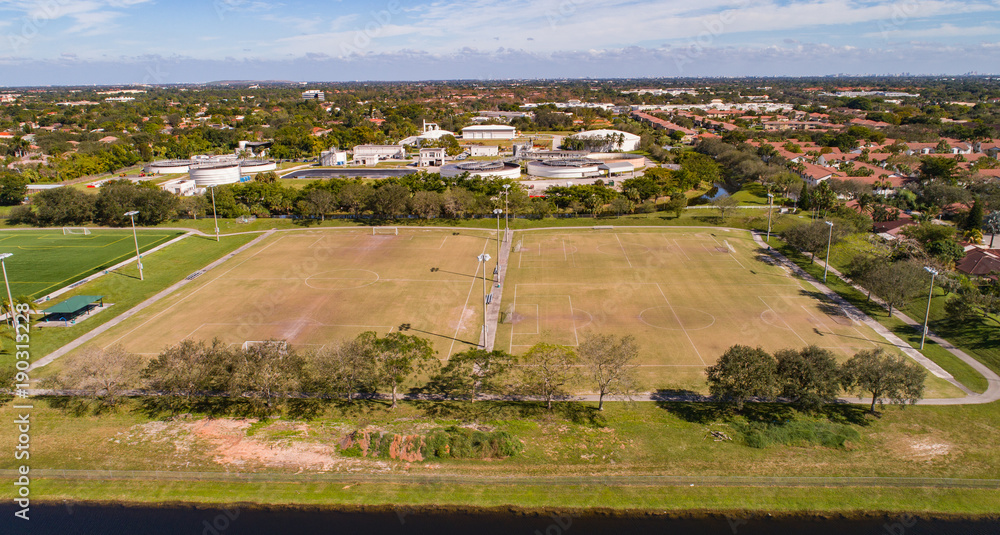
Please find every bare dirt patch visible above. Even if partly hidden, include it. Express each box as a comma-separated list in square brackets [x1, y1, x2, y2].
[124, 418, 392, 473]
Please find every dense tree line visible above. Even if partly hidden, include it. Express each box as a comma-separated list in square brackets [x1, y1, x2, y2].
[47, 333, 641, 413]
[9, 180, 177, 227]
[707, 344, 926, 413]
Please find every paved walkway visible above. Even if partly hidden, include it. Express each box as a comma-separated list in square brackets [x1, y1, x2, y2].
[29, 230, 277, 371]
[480, 228, 513, 350]
[777, 233, 1000, 405]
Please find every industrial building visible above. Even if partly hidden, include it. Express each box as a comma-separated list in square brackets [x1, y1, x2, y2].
[145, 156, 275, 179]
[466, 145, 500, 157]
[352, 145, 406, 166]
[441, 160, 522, 180]
[526, 158, 602, 179]
[461, 124, 517, 140]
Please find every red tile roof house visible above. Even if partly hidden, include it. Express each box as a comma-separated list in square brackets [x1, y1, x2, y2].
[797, 163, 841, 185]
[956, 248, 1000, 278]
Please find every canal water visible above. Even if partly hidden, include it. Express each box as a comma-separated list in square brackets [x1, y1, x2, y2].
[4, 504, 997, 535]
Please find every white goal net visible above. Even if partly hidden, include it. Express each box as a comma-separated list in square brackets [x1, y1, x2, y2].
[372, 227, 398, 235]
[62, 227, 91, 235]
[242, 340, 288, 353]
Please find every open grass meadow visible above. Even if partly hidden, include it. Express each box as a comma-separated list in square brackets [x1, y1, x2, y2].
[71, 228, 495, 360]
[0, 229, 184, 298]
[2, 399, 999, 514]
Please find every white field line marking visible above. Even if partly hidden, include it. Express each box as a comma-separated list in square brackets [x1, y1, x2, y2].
[758, 296, 809, 346]
[511, 302, 540, 336]
[656, 283, 705, 365]
[568, 295, 580, 346]
[615, 234, 633, 268]
[671, 239, 691, 261]
[563, 239, 568, 261]
[449, 238, 489, 356]
[509, 283, 518, 353]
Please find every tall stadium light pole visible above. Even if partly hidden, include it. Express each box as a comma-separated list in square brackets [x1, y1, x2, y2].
[478, 253, 491, 348]
[502, 183, 511, 236]
[209, 185, 220, 242]
[823, 221, 834, 283]
[766, 193, 774, 244]
[0, 253, 16, 330]
[920, 267, 939, 350]
[124, 211, 143, 281]
[493, 208, 503, 276]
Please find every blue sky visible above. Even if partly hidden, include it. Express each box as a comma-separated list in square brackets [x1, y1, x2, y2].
[1, 0, 999, 85]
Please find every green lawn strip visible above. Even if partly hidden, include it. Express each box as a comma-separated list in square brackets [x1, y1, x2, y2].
[823, 235, 1000, 379]
[1, 230, 184, 298]
[9, 233, 257, 371]
[5, 400, 1000, 479]
[771, 239, 988, 394]
[29, 480, 1000, 515]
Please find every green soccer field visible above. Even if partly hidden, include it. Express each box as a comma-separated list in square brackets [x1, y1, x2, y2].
[0, 229, 185, 298]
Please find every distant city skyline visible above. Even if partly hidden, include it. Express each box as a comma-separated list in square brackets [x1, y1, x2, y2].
[1, 0, 999, 86]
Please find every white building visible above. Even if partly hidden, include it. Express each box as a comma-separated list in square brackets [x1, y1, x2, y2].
[461, 124, 517, 140]
[466, 145, 500, 157]
[302, 90, 325, 101]
[567, 129, 641, 152]
[398, 120, 456, 146]
[418, 147, 445, 167]
[353, 145, 405, 166]
[320, 148, 348, 166]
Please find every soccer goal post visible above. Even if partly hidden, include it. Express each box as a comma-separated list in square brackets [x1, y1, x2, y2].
[372, 227, 398, 235]
[242, 340, 288, 352]
[62, 227, 91, 235]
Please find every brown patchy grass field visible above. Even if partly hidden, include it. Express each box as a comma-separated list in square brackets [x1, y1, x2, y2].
[63, 227, 960, 398]
[77, 228, 495, 359]
[497, 228, 962, 396]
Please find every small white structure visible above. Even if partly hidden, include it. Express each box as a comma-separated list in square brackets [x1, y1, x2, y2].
[239, 159, 277, 175]
[599, 161, 635, 177]
[568, 129, 641, 152]
[418, 147, 445, 167]
[462, 124, 517, 140]
[320, 148, 348, 166]
[466, 145, 500, 157]
[160, 178, 198, 196]
[352, 144, 405, 165]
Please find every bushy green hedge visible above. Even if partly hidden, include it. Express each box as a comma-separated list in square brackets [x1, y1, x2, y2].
[341, 426, 522, 460]
[729, 418, 860, 449]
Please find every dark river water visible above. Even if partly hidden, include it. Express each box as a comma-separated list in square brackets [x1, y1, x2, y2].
[3, 504, 997, 535]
